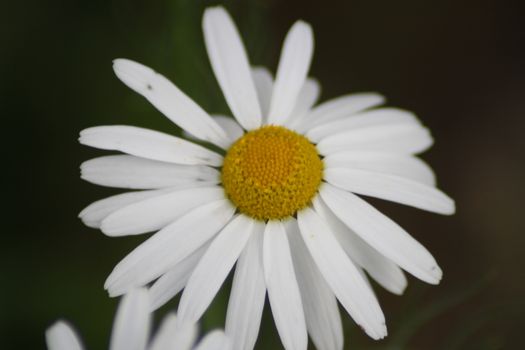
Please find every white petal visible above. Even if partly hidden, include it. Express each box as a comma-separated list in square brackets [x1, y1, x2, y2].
[149, 314, 197, 350]
[81, 155, 219, 189]
[213, 115, 244, 141]
[101, 186, 225, 236]
[225, 223, 266, 350]
[267, 21, 314, 125]
[297, 93, 385, 132]
[195, 330, 230, 350]
[45, 321, 84, 350]
[306, 108, 420, 142]
[286, 220, 343, 350]
[178, 215, 254, 324]
[263, 220, 307, 350]
[79, 126, 223, 166]
[79, 189, 172, 229]
[251, 66, 273, 121]
[297, 208, 387, 340]
[183, 114, 243, 145]
[105, 199, 235, 297]
[313, 197, 407, 295]
[203, 7, 262, 130]
[149, 245, 208, 311]
[286, 78, 321, 129]
[324, 168, 455, 215]
[324, 151, 436, 186]
[320, 184, 443, 284]
[317, 123, 433, 156]
[109, 288, 150, 350]
[112, 59, 229, 148]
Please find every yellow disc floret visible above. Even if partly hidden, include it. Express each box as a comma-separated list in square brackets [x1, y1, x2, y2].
[222, 125, 323, 221]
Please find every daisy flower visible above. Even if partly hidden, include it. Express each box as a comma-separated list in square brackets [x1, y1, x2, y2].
[79, 6, 455, 350]
[45, 288, 230, 350]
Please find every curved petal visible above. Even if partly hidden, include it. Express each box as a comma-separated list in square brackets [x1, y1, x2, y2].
[81, 155, 219, 189]
[45, 321, 84, 350]
[195, 330, 230, 350]
[263, 220, 307, 350]
[286, 78, 321, 129]
[252, 66, 273, 121]
[286, 219, 343, 350]
[177, 215, 254, 324]
[105, 199, 235, 297]
[113, 59, 229, 148]
[297, 208, 387, 340]
[149, 314, 197, 350]
[317, 123, 433, 156]
[306, 108, 420, 142]
[297, 93, 385, 132]
[149, 245, 208, 311]
[324, 168, 455, 214]
[79, 126, 223, 166]
[101, 186, 225, 236]
[324, 151, 436, 186]
[225, 222, 266, 350]
[79, 188, 173, 229]
[109, 288, 151, 350]
[203, 7, 262, 130]
[267, 21, 314, 125]
[320, 184, 443, 284]
[313, 196, 407, 295]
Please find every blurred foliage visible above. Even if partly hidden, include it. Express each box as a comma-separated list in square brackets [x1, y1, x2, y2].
[2, 0, 525, 349]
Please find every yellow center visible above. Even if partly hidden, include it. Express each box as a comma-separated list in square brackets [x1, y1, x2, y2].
[222, 125, 323, 221]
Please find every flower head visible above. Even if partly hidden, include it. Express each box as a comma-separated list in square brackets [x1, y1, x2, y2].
[45, 288, 229, 350]
[79, 6, 455, 350]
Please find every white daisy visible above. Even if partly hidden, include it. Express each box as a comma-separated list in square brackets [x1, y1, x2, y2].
[45, 288, 230, 350]
[79, 6, 455, 350]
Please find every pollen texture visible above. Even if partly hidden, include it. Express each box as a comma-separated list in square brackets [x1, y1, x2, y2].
[222, 125, 323, 221]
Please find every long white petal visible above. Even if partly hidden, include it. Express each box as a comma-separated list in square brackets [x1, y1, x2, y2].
[317, 123, 433, 156]
[297, 93, 385, 132]
[101, 186, 225, 236]
[252, 66, 273, 121]
[324, 151, 436, 186]
[213, 115, 244, 142]
[105, 200, 235, 297]
[267, 21, 314, 125]
[320, 184, 442, 284]
[109, 288, 150, 350]
[112, 59, 229, 148]
[225, 223, 266, 350]
[306, 108, 419, 142]
[203, 7, 262, 130]
[45, 321, 84, 350]
[149, 314, 197, 350]
[286, 219, 343, 350]
[313, 197, 407, 295]
[81, 155, 219, 189]
[286, 78, 321, 129]
[79, 189, 173, 229]
[149, 245, 208, 311]
[178, 215, 254, 324]
[324, 168, 455, 214]
[263, 220, 307, 350]
[79, 126, 223, 166]
[195, 330, 230, 350]
[297, 208, 387, 340]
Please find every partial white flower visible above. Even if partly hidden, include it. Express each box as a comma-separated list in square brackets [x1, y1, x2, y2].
[79, 5, 455, 350]
[45, 288, 229, 350]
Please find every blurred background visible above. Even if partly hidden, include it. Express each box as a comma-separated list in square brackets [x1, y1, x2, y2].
[2, 0, 524, 348]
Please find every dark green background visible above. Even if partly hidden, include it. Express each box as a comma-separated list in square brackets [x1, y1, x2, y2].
[3, 0, 524, 348]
